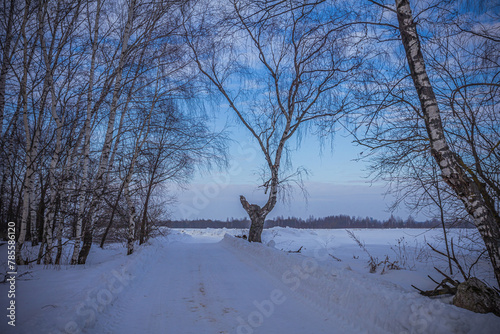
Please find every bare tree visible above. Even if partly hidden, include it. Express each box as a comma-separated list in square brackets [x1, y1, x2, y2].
[136, 105, 226, 245]
[394, 0, 500, 286]
[183, 0, 360, 242]
[358, 0, 500, 286]
[16, 0, 42, 264]
[70, 0, 105, 264]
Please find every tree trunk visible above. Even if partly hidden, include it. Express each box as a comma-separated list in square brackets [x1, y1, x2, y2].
[2, 98, 21, 229]
[0, 0, 17, 138]
[54, 195, 63, 265]
[139, 181, 154, 245]
[125, 186, 136, 255]
[42, 83, 62, 264]
[248, 215, 266, 243]
[78, 0, 136, 264]
[16, 0, 48, 263]
[35, 179, 47, 264]
[71, 0, 101, 264]
[433, 166, 453, 275]
[239, 164, 280, 242]
[36, 239, 44, 265]
[78, 221, 93, 264]
[99, 184, 124, 248]
[17, 151, 35, 264]
[17, 81, 37, 263]
[395, 0, 500, 287]
[240, 196, 267, 242]
[29, 182, 38, 246]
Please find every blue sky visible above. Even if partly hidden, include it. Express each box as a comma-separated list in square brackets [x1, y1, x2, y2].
[168, 0, 418, 222]
[171, 118, 413, 221]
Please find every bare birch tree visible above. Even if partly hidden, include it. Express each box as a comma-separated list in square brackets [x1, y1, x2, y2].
[183, 0, 360, 242]
[392, 0, 500, 286]
[16, 0, 41, 264]
[355, 0, 500, 285]
[69, 0, 105, 264]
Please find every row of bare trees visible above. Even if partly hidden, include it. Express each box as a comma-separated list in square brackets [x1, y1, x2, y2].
[0, 0, 226, 265]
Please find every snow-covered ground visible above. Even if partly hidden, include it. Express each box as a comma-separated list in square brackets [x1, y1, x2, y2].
[1, 228, 499, 333]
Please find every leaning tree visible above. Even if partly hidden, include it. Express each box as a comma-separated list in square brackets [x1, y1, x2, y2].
[357, 0, 500, 286]
[392, 0, 500, 287]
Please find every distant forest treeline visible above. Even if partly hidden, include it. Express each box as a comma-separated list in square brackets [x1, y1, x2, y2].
[163, 215, 474, 229]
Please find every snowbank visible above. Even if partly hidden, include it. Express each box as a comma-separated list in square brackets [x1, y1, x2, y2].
[221, 234, 500, 334]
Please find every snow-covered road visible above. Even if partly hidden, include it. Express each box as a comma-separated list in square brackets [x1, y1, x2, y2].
[91, 241, 356, 334]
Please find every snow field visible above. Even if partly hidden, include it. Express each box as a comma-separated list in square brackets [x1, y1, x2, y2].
[1, 227, 499, 334]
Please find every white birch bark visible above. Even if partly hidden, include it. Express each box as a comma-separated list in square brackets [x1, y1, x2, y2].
[34, 0, 83, 263]
[0, 0, 18, 138]
[124, 65, 159, 255]
[15, 0, 37, 264]
[28, 181, 38, 246]
[42, 86, 62, 264]
[124, 174, 136, 255]
[78, 0, 137, 264]
[71, 0, 102, 265]
[39, 35, 59, 264]
[54, 196, 63, 264]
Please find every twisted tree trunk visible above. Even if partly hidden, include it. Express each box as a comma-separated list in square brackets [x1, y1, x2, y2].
[240, 166, 279, 242]
[240, 196, 266, 242]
